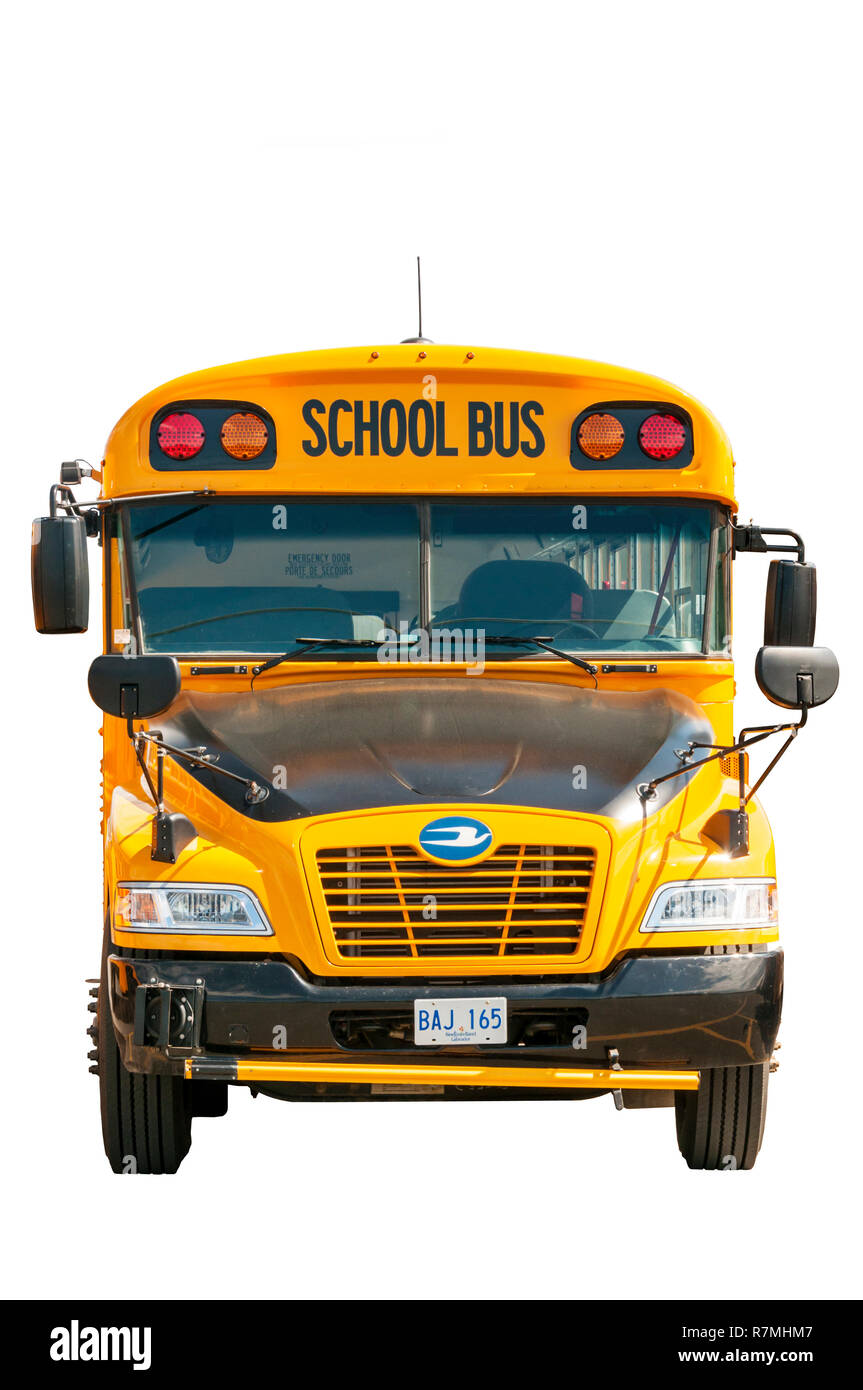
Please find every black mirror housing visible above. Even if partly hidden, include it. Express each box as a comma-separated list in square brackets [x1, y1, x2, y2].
[764, 559, 816, 646]
[755, 645, 839, 709]
[88, 654, 182, 720]
[152, 810, 197, 864]
[31, 515, 89, 633]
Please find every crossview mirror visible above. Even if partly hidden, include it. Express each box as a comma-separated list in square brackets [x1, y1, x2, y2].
[88, 655, 189, 865]
[31, 514, 89, 633]
[764, 559, 816, 646]
[88, 654, 182, 722]
[755, 645, 839, 710]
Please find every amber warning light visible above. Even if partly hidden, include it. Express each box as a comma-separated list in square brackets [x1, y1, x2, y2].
[220, 412, 269, 461]
[577, 413, 625, 461]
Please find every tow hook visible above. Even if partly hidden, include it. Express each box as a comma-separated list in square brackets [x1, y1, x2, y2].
[607, 1047, 624, 1111]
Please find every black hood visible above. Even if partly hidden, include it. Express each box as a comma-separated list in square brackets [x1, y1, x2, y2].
[155, 676, 714, 824]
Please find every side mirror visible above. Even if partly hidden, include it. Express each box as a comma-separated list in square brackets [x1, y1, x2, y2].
[88, 654, 182, 721]
[764, 559, 816, 646]
[31, 515, 89, 633]
[755, 645, 839, 709]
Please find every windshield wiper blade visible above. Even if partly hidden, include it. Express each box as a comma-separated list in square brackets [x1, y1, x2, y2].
[251, 636, 385, 687]
[480, 635, 598, 682]
[133, 503, 208, 541]
[252, 633, 599, 688]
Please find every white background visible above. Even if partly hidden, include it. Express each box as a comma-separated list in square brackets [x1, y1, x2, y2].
[2, 0, 860, 1301]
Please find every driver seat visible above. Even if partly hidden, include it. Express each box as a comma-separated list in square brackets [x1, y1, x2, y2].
[456, 560, 591, 625]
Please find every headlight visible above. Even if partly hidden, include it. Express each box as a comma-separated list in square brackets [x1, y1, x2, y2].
[115, 883, 272, 935]
[640, 878, 777, 932]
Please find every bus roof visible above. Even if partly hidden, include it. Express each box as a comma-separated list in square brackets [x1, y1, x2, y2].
[101, 345, 736, 506]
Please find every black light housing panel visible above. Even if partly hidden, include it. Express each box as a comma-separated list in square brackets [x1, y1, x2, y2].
[149, 400, 277, 471]
[571, 401, 693, 471]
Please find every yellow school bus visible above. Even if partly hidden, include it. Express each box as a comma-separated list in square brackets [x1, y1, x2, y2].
[31, 342, 839, 1172]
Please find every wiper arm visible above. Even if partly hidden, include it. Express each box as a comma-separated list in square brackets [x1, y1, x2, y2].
[252, 633, 599, 688]
[481, 635, 598, 683]
[133, 503, 208, 541]
[251, 636, 385, 687]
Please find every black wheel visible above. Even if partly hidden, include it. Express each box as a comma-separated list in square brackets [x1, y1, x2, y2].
[675, 1063, 769, 1170]
[95, 931, 192, 1174]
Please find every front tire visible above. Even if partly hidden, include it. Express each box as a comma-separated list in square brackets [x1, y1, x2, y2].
[96, 934, 192, 1174]
[675, 1063, 769, 1170]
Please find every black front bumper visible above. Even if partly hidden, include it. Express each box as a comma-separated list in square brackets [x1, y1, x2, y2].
[108, 947, 783, 1077]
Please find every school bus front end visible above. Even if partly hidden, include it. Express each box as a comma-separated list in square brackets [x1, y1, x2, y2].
[32, 344, 838, 1172]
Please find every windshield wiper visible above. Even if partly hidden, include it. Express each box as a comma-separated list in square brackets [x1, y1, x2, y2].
[480, 635, 598, 682]
[150, 605, 365, 640]
[251, 636, 386, 687]
[133, 504, 208, 541]
[251, 633, 600, 689]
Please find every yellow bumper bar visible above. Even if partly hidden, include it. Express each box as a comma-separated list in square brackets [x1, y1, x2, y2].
[185, 1057, 700, 1092]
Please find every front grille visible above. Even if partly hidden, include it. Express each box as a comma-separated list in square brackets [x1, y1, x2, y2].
[315, 844, 596, 960]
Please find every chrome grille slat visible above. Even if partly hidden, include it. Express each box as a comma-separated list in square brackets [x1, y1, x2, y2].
[316, 843, 596, 961]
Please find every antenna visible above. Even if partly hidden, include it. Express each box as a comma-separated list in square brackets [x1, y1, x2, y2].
[400, 255, 433, 344]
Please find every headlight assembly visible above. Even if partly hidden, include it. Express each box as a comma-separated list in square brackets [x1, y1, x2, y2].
[639, 878, 777, 933]
[115, 883, 272, 935]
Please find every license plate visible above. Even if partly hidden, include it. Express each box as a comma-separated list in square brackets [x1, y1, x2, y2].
[414, 997, 507, 1046]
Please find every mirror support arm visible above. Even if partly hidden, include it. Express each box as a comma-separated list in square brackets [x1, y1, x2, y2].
[739, 708, 807, 805]
[132, 735, 160, 809]
[638, 709, 809, 858]
[133, 731, 269, 805]
[637, 710, 807, 802]
[49, 482, 100, 536]
[732, 524, 805, 563]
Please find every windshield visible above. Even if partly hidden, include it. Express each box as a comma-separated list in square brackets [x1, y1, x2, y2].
[122, 499, 727, 656]
[428, 501, 725, 653]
